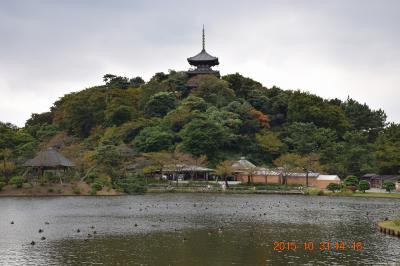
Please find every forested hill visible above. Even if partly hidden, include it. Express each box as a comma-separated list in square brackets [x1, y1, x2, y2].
[1, 71, 399, 179]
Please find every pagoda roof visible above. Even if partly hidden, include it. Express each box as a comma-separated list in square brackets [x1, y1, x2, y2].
[188, 49, 219, 64]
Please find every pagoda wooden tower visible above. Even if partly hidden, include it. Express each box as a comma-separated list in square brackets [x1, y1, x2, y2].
[187, 26, 220, 77]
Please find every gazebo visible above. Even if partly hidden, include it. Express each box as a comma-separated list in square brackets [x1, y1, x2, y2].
[23, 147, 75, 181]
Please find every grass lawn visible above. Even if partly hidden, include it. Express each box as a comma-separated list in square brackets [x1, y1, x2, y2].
[378, 220, 400, 234]
[352, 192, 400, 199]
[308, 189, 400, 199]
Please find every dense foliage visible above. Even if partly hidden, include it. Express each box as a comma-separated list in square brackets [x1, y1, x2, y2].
[1, 71, 398, 189]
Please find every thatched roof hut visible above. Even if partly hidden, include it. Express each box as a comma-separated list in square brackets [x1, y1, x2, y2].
[24, 147, 75, 169]
[231, 157, 257, 173]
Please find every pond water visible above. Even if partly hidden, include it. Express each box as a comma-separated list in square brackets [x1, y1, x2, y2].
[0, 194, 399, 265]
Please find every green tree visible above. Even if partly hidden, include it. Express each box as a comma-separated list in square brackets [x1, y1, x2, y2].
[299, 153, 323, 187]
[224, 101, 265, 134]
[118, 174, 147, 194]
[133, 126, 174, 152]
[55, 89, 107, 137]
[327, 183, 341, 193]
[105, 105, 132, 126]
[92, 144, 123, 177]
[103, 74, 130, 89]
[9, 176, 25, 188]
[373, 123, 400, 174]
[255, 130, 283, 154]
[287, 90, 351, 133]
[342, 97, 386, 131]
[0, 148, 13, 180]
[25, 112, 53, 128]
[179, 118, 227, 162]
[133, 151, 172, 180]
[215, 160, 234, 187]
[383, 181, 395, 193]
[129, 76, 145, 88]
[273, 153, 303, 185]
[145, 92, 177, 117]
[222, 73, 263, 100]
[191, 75, 235, 107]
[344, 175, 359, 187]
[164, 96, 207, 132]
[340, 131, 376, 177]
[358, 180, 370, 193]
[285, 122, 336, 155]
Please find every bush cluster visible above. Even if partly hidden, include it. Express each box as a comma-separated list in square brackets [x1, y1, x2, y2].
[9, 176, 25, 188]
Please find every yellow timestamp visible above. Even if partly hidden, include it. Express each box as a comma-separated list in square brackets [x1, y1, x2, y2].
[273, 241, 364, 252]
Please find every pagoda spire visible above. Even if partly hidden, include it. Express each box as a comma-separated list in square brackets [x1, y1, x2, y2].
[186, 25, 220, 78]
[202, 24, 205, 51]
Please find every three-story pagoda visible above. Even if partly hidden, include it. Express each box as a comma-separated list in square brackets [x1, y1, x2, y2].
[187, 26, 219, 77]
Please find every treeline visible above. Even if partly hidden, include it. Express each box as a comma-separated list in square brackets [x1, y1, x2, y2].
[1, 71, 399, 184]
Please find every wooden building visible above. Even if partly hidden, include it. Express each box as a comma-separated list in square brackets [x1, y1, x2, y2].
[187, 26, 220, 79]
[361, 174, 399, 189]
[162, 164, 214, 181]
[315, 175, 341, 189]
[23, 147, 75, 180]
[231, 157, 339, 188]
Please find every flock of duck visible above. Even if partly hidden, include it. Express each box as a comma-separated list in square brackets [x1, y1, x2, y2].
[9, 220, 98, 246]
[8, 199, 396, 246]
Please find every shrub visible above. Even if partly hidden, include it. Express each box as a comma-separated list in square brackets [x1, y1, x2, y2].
[0, 181, 6, 191]
[326, 183, 341, 193]
[358, 180, 370, 193]
[344, 175, 359, 186]
[9, 176, 25, 188]
[72, 186, 81, 195]
[48, 188, 54, 193]
[344, 176, 359, 192]
[44, 172, 59, 183]
[304, 188, 324, 196]
[336, 190, 354, 196]
[98, 174, 112, 188]
[118, 174, 147, 194]
[383, 181, 395, 193]
[394, 216, 400, 227]
[22, 183, 32, 189]
[91, 181, 103, 195]
[86, 172, 97, 184]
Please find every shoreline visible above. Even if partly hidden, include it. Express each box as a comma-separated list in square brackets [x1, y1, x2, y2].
[1, 182, 400, 198]
[1, 188, 400, 199]
[378, 220, 400, 237]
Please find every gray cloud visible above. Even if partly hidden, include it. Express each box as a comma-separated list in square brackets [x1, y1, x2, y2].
[0, 0, 399, 126]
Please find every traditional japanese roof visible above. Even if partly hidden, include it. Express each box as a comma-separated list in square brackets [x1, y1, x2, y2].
[187, 25, 219, 67]
[231, 157, 257, 171]
[362, 173, 376, 177]
[163, 164, 214, 173]
[316, 175, 340, 181]
[286, 172, 320, 177]
[370, 175, 399, 181]
[23, 147, 75, 168]
[188, 50, 219, 66]
[255, 167, 281, 176]
[252, 167, 320, 177]
[361, 174, 399, 181]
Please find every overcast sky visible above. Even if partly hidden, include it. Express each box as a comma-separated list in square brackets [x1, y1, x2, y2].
[0, 0, 399, 127]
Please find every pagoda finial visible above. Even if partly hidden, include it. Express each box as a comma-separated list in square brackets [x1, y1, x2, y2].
[202, 24, 205, 51]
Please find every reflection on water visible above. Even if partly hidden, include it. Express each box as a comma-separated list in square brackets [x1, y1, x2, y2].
[0, 194, 399, 265]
